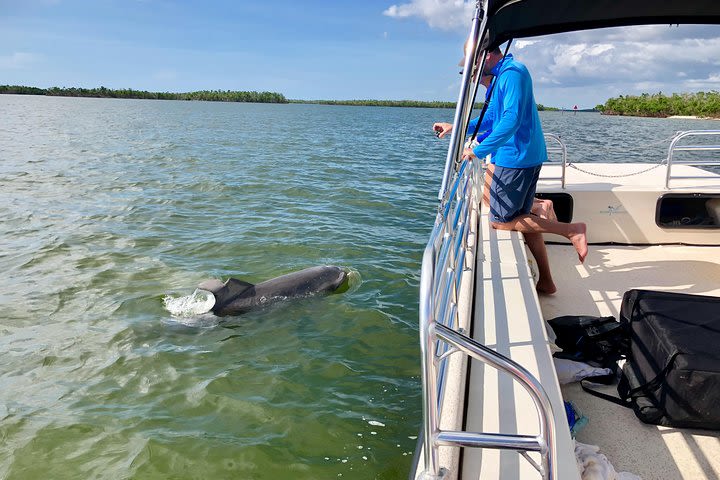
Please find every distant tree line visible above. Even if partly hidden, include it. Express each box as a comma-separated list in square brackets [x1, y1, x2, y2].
[290, 99, 557, 111]
[0, 85, 288, 103]
[1, 84, 562, 110]
[597, 91, 720, 118]
[537, 104, 558, 111]
[290, 99, 462, 108]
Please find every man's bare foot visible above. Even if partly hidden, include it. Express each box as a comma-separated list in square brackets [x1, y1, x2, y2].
[536, 279, 557, 295]
[568, 223, 588, 263]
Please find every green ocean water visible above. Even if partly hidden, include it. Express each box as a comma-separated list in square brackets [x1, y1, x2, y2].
[1, 95, 718, 480]
[0, 95, 446, 480]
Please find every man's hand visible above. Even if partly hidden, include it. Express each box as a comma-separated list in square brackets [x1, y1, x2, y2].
[433, 122, 452, 138]
[462, 147, 477, 161]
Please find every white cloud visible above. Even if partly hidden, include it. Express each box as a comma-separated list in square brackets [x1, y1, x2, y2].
[0, 52, 39, 70]
[633, 80, 665, 91]
[383, 0, 474, 31]
[382, 8, 720, 107]
[515, 40, 538, 50]
[686, 72, 720, 89]
[510, 25, 720, 106]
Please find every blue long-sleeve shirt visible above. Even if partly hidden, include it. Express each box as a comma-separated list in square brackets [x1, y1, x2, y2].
[467, 54, 546, 168]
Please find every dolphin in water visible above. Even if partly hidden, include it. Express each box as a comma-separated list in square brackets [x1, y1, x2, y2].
[197, 265, 349, 317]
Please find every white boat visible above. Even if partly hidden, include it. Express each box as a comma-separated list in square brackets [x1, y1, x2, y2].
[412, 1, 720, 479]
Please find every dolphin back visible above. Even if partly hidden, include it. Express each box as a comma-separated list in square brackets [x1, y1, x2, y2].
[198, 266, 347, 317]
[254, 266, 347, 298]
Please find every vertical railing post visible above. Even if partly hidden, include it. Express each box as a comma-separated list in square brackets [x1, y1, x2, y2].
[438, 0, 488, 201]
[419, 247, 443, 479]
[560, 139, 567, 189]
[542, 133, 568, 189]
[665, 131, 682, 189]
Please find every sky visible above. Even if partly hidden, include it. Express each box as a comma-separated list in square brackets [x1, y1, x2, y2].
[2, 0, 720, 108]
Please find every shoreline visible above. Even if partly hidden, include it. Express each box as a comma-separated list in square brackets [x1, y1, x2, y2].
[667, 115, 720, 120]
[0, 87, 545, 110]
[601, 111, 720, 120]
[599, 92, 720, 120]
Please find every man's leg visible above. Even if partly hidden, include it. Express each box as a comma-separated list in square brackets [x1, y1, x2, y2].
[524, 232, 556, 294]
[484, 166, 553, 291]
[531, 198, 557, 221]
[482, 163, 494, 209]
[491, 214, 588, 263]
[528, 199, 559, 293]
[489, 164, 587, 295]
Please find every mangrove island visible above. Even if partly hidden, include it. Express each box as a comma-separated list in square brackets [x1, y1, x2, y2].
[1, 85, 561, 110]
[597, 91, 720, 119]
[0, 85, 288, 103]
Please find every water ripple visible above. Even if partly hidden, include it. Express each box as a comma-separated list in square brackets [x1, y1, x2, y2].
[3, 96, 717, 479]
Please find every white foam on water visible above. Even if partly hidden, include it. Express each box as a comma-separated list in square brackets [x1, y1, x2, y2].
[164, 288, 215, 316]
[162, 289, 219, 327]
[344, 268, 363, 293]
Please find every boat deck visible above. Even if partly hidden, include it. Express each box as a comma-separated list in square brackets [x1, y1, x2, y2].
[417, 162, 720, 480]
[462, 214, 579, 480]
[539, 243, 720, 480]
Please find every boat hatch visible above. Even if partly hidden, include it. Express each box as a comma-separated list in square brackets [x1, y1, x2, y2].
[534, 192, 573, 223]
[656, 194, 720, 229]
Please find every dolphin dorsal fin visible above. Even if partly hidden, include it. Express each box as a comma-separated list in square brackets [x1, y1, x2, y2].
[224, 278, 254, 298]
[198, 278, 225, 294]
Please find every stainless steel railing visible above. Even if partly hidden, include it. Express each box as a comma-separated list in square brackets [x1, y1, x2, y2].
[666, 130, 720, 188]
[419, 157, 478, 480]
[438, 0, 487, 202]
[418, 156, 557, 479]
[420, 0, 557, 476]
[544, 133, 568, 189]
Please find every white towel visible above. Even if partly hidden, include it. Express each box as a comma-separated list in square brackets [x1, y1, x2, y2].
[554, 358, 613, 384]
[575, 441, 642, 480]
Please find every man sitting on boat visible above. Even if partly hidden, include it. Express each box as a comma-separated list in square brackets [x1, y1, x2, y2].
[434, 46, 587, 295]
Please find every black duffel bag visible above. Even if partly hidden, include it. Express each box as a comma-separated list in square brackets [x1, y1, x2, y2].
[585, 289, 720, 430]
[548, 314, 629, 371]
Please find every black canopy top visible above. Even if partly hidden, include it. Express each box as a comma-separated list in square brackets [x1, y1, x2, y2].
[485, 0, 720, 48]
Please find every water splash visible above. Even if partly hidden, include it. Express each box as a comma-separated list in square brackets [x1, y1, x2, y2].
[163, 289, 215, 316]
[162, 289, 219, 327]
[338, 267, 362, 294]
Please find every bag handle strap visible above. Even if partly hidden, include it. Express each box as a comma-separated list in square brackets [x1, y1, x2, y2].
[581, 351, 680, 408]
[581, 378, 631, 408]
[628, 354, 678, 394]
